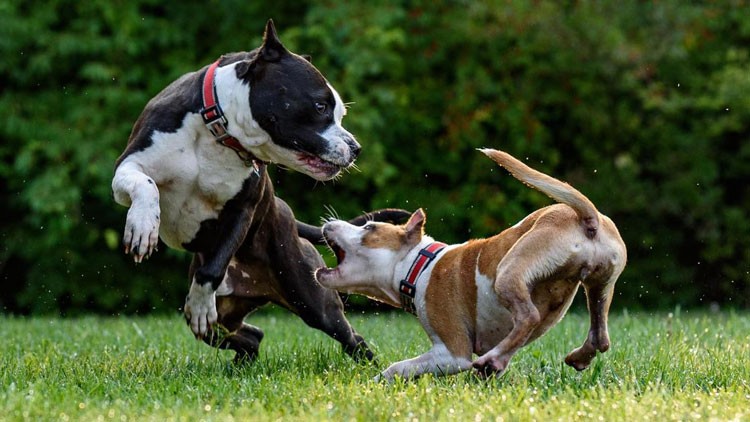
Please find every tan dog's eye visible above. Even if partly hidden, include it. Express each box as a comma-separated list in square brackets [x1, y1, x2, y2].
[363, 224, 375, 231]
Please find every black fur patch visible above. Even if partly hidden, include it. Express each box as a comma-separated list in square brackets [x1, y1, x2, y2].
[182, 166, 267, 253]
[245, 52, 339, 157]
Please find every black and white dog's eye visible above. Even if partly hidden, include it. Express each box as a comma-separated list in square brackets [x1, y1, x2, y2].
[315, 102, 327, 114]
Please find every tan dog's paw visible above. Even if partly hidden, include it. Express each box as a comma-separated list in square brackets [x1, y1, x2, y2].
[472, 353, 510, 377]
[564, 344, 597, 371]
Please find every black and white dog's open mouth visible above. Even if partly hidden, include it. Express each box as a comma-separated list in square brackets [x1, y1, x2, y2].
[297, 152, 346, 177]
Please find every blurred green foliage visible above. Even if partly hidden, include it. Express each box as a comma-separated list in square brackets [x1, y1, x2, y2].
[1, 0, 748, 314]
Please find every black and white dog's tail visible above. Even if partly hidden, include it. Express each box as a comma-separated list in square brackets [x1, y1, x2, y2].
[297, 208, 412, 244]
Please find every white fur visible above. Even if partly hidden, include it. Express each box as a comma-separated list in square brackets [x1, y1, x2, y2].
[510, 213, 531, 229]
[328, 82, 348, 121]
[112, 161, 161, 262]
[473, 268, 513, 355]
[214, 63, 271, 148]
[114, 113, 252, 251]
[184, 280, 217, 337]
[317, 221, 403, 305]
[376, 343, 472, 382]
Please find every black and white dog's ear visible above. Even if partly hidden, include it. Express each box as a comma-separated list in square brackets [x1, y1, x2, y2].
[235, 60, 254, 79]
[259, 19, 287, 62]
[236, 20, 288, 78]
[301, 54, 312, 63]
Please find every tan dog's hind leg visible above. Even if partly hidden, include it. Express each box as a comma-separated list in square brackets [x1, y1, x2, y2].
[376, 344, 473, 382]
[472, 224, 574, 376]
[565, 278, 616, 370]
[472, 286, 539, 376]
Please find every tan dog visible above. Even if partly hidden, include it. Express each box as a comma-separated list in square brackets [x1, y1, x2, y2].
[315, 149, 627, 380]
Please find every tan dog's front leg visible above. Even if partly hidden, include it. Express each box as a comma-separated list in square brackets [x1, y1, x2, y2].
[565, 281, 615, 370]
[376, 345, 472, 382]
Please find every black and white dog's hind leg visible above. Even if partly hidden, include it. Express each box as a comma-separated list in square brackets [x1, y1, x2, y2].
[188, 256, 266, 364]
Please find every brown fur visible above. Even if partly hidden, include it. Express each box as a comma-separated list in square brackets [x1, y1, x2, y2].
[362, 225, 406, 251]
[424, 246, 478, 358]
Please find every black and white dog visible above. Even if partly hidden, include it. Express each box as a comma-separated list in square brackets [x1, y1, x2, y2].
[112, 20, 404, 362]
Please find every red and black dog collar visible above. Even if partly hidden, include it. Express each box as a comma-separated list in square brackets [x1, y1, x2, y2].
[200, 59, 262, 170]
[399, 242, 447, 315]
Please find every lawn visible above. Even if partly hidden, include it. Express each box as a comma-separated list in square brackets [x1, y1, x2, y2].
[1, 308, 748, 421]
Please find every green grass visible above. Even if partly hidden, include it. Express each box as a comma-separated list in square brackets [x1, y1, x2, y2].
[1, 309, 748, 421]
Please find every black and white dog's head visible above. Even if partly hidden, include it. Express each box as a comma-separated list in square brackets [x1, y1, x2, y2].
[234, 20, 360, 181]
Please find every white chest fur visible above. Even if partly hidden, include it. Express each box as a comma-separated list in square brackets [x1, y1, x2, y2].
[121, 116, 255, 250]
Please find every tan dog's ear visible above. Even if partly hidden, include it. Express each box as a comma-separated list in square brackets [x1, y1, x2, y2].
[405, 209, 426, 244]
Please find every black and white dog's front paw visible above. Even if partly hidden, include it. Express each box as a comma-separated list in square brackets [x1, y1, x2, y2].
[123, 203, 160, 263]
[184, 282, 218, 338]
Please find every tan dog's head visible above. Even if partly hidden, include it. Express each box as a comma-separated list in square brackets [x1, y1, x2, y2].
[315, 209, 426, 306]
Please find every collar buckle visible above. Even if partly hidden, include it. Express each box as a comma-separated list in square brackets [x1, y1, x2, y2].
[399, 280, 417, 315]
[200, 104, 230, 140]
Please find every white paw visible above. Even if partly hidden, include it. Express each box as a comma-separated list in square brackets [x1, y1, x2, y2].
[373, 373, 393, 383]
[374, 367, 398, 383]
[123, 202, 160, 263]
[184, 282, 217, 338]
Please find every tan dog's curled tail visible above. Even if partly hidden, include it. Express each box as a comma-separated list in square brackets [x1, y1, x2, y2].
[480, 148, 600, 238]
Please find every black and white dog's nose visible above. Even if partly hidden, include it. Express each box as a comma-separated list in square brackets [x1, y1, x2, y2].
[348, 138, 361, 160]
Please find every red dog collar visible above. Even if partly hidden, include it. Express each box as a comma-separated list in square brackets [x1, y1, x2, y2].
[399, 242, 447, 314]
[201, 59, 262, 170]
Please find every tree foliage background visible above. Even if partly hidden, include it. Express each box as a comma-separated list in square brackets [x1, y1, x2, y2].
[1, 0, 748, 315]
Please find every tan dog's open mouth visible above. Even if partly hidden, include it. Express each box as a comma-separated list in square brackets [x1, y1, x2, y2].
[318, 234, 346, 278]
